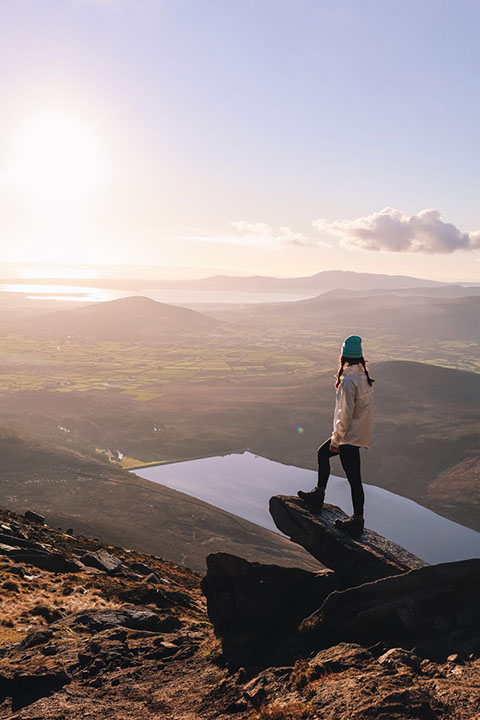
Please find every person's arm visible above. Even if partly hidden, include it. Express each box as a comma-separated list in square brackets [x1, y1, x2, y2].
[332, 378, 357, 447]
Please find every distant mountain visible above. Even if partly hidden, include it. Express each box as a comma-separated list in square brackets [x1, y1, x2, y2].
[16, 295, 220, 341]
[167, 270, 446, 293]
[320, 284, 480, 299]
[258, 293, 480, 342]
[0, 428, 318, 572]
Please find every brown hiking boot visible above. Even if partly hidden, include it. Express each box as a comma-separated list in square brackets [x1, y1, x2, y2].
[297, 488, 325, 512]
[335, 515, 364, 538]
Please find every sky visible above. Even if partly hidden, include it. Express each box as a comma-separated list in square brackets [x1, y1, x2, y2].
[1, 0, 480, 281]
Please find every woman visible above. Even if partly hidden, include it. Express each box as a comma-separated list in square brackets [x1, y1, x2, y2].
[298, 335, 374, 538]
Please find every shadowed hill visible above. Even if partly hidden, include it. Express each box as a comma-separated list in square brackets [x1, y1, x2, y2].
[256, 292, 480, 342]
[0, 428, 319, 573]
[319, 284, 480, 299]
[15, 295, 220, 341]
[282, 360, 480, 531]
[374, 360, 480, 405]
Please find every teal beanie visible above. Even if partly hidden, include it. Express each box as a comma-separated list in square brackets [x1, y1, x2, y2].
[342, 335, 363, 359]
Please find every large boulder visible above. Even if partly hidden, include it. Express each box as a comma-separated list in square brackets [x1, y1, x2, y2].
[59, 606, 178, 634]
[0, 532, 45, 551]
[201, 552, 337, 666]
[12, 669, 70, 711]
[269, 496, 426, 587]
[300, 558, 480, 660]
[81, 549, 123, 574]
[7, 550, 83, 573]
[23, 510, 45, 525]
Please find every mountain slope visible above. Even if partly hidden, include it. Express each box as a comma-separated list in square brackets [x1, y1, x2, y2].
[0, 429, 318, 572]
[256, 293, 480, 342]
[1, 507, 479, 719]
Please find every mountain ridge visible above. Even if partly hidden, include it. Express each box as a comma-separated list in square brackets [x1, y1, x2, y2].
[166, 269, 446, 293]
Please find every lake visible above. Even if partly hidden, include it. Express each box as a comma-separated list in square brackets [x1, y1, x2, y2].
[132, 452, 480, 565]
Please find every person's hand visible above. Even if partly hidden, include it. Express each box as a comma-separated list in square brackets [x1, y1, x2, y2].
[330, 442, 339, 454]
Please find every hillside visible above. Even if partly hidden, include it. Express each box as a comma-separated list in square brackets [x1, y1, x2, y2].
[320, 284, 480, 299]
[0, 429, 318, 573]
[252, 292, 480, 342]
[14, 296, 220, 341]
[0, 506, 478, 719]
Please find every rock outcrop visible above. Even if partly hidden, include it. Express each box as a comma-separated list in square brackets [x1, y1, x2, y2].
[203, 495, 479, 674]
[201, 552, 337, 665]
[269, 496, 426, 587]
[59, 607, 182, 634]
[81, 549, 123, 574]
[0, 502, 478, 719]
[300, 558, 480, 660]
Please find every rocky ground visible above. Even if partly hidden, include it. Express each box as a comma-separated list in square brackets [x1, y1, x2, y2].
[0, 506, 479, 719]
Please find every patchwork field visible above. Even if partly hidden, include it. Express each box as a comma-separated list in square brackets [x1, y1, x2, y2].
[1, 321, 478, 401]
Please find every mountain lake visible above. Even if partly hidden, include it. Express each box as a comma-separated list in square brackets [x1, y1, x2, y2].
[131, 452, 480, 565]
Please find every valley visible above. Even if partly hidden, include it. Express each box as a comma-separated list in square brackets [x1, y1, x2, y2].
[0, 288, 479, 540]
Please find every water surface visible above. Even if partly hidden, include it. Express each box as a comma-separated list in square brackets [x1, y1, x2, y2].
[132, 452, 480, 565]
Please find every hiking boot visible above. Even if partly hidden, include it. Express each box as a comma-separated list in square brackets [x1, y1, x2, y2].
[335, 515, 364, 538]
[297, 487, 325, 511]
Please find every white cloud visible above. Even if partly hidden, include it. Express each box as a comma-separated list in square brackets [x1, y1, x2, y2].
[313, 207, 480, 254]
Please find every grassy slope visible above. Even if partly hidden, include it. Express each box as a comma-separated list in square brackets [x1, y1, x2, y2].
[0, 429, 319, 573]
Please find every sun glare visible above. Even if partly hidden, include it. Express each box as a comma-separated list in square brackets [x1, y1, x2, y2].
[9, 109, 106, 204]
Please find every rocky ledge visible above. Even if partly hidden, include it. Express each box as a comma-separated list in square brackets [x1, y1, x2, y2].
[0, 496, 479, 720]
[269, 496, 427, 587]
[201, 494, 480, 719]
[200, 552, 337, 665]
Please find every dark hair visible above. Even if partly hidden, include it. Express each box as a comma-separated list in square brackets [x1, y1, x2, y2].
[335, 355, 375, 389]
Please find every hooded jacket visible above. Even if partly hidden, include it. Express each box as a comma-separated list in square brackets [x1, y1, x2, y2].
[331, 364, 373, 448]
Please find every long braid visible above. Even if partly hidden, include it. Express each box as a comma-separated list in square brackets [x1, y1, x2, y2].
[360, 357, 375, 386]
[335, 357, 346, 389]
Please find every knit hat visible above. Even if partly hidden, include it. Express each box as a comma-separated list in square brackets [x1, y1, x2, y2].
[342, 335, 363, 359]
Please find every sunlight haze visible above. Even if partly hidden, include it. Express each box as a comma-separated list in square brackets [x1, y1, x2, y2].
[1, 0, 479, 281]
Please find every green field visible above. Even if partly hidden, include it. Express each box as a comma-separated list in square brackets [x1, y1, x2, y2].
[0, 333, 320, 396]
[1, 321, 478, 399]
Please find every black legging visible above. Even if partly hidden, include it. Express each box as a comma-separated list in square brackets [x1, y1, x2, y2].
[317, 438, 364, 516]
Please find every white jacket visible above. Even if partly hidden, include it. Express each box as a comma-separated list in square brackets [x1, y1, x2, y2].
[331, 364, 373, 448]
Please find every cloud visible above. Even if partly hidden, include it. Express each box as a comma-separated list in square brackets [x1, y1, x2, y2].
[313, 207, 480, 254]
